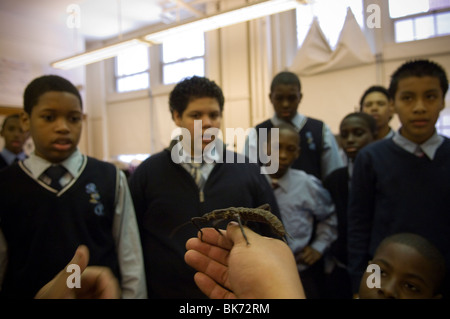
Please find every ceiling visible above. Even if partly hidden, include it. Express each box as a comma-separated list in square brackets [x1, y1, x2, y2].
[0, 0, 220, 42]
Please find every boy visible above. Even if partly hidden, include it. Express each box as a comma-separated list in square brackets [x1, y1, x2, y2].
[322, 112, 377, 299]
[0, 75, 146, 298]
[244, 71, 343, 181]
[359, 85, 395, 140]
[262, 124, 337, 299]
[128, 76, 281, 298]
[347, 59, 450, 296]
[185, 227, 445, 299]
[0, 114, 28, 170]
[359, 232, 445, 299]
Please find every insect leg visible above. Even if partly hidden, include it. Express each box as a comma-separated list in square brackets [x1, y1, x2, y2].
[234, 213, 250, 245]
[191, 217, 206, 241]
[211, 219, 225, 237]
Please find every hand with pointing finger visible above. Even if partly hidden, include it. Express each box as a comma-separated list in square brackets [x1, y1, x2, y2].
[34, 245, 121, 299]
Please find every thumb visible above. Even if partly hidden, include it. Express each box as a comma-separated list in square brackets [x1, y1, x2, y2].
[68, 245, 89, 274]
[34, 245, 90, 299]
[226, 222, 255, 245]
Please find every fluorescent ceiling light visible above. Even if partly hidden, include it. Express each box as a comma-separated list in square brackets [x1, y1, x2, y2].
[145, 0, 301, 43]
[51, 39, 149, 70]
[51, 0, 302, 70]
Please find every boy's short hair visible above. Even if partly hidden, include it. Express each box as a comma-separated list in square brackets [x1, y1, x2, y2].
[267, 123, 300, 145]
[359, 85, 390, 110]
[388, 59, 449, 99]
[341, 112, 377, 137]
[23, 75, 83, 114]
[270, 71, 301, 93]
[169, 76, 224, 117]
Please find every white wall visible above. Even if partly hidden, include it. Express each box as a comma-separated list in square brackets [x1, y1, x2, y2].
[0, 9, 88, 153]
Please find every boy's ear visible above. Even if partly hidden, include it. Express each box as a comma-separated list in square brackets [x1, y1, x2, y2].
[20, 111, 30, 133]
[172, 110, 182, 127]
[388, 99, 396, 113]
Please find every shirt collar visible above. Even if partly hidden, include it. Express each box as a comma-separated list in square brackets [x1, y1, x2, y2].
[0, 148, 26, 165]
[262, 166, 291, 192]
[271, 113, 304, 132]
[23, 149, 83, 179]
[392, 130, 444, 160]
[171, 136, 222, 164]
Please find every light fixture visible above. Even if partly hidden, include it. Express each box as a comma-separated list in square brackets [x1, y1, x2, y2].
[51, 0, 303, 70]
[145, 0, 302, 43]
[51, 39, 149, 70]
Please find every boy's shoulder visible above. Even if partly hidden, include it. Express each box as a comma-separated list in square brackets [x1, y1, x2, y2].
[287, 167, 322, 186]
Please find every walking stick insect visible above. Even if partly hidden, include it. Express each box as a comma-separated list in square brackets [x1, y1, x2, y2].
[191, 204, 291, 245]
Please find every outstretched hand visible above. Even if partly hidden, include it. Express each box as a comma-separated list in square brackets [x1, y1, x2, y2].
[35, 245, 121, 299]
[185, 222, 305, 299]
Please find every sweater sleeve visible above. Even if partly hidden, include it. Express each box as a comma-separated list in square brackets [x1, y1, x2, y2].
[347, 149, 376, 294]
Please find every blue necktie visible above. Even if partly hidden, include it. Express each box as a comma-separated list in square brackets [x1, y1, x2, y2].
[45, 165, 67, 190]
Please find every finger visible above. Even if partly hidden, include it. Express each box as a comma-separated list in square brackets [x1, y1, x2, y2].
[186, 237, 230, 266]
[192, 227, 234, 250]
[226, 222, 259, 245]
[185, 249, 231, 290]
[70, 245, 89, 273]
[193, 272, 236, 299]
[34, 245, 90, 299]
[77, 266, 120, 299]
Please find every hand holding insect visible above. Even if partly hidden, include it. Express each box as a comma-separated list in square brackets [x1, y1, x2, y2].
[184, 222, 305, 299]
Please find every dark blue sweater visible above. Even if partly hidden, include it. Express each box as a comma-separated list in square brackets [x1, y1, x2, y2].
[129, 147, 281, 298]
[347, 137, 450, 292]
[0, 157, 119, 298]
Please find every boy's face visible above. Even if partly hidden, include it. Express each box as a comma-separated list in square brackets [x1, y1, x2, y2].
[269, 84, 302, 123]
[339, 117, 375, 160]
[268, 129, 299, 178]
[1, 117, 28, 154]
[173, 97, 222, 155]
[358, 242, 442, 299]
[361, 92, 394, 131]
[392, 76, 445, 144]
[21, 91, 83, 163]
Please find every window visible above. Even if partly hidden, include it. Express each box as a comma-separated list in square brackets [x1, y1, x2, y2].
[389, 0, 450, 42]
[162, 31, 205, 85]
[296, 0, 364, 49]
[115, 44, 150, 93]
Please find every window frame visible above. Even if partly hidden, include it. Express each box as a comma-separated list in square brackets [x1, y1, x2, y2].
[390, 6, 450, 43]
[160, 32, 206, 86]
[114, 45, 151, 93]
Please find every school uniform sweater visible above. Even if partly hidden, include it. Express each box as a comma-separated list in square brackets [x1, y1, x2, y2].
[256, 117, 324, 179]
[0, 157, 120, 298]
[129, 147, 281, 299]
[347, 137, 450, 292]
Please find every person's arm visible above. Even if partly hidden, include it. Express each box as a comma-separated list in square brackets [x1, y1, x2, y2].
[35, 245, 120, 299]
[300, 177, 338, 265]
[321, 124, 345, 180]
[184, 223, 305, 299]
[347, 150, 376, 294]
[0, 229, 7, 290]
[112, 169, 147, 298]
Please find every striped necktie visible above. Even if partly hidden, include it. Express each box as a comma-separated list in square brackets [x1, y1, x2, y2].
[189, 162, 205, 189]
[188, 162, 206, 202]
[45, 165, 67, 190]
[414, 146, 425, 158]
